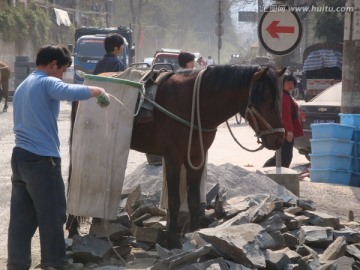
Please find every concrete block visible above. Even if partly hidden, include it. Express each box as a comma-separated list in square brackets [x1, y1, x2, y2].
[256, 167, 299, 197]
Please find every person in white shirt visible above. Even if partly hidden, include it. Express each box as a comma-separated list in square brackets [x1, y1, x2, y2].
[206, 55, 215, 66]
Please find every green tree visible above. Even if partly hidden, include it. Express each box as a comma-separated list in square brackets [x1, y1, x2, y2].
[0, 3, 50, 54]
[313, 0, 345, 42]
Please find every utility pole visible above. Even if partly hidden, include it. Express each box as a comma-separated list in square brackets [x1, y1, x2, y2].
[74, 0, 80, 28]
[215, 0, 224, 64]
[341, 0, 360, 113]
[105, 0, 113, 27]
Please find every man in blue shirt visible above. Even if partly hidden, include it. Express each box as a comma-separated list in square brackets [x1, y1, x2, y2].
[93, 33, 126, 75]
[8, 45, 109, 270]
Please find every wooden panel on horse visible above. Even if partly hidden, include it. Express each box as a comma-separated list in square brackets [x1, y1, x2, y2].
[67, 74, 142, 220]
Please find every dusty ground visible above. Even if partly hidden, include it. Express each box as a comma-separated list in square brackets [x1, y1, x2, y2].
[0, 101, 359, 269]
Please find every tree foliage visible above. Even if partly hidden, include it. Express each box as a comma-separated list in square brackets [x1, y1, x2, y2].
[0, 3, 50, 51]
[313, 0, 345, 42]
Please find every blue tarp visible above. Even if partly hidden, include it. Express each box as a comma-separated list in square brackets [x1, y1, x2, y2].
[303, 49, 342, 72]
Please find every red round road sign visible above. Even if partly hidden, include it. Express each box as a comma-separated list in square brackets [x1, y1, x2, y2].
[258, 5, 302, 55]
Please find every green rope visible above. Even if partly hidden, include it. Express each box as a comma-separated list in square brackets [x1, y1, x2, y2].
[143, 97, 217, 133]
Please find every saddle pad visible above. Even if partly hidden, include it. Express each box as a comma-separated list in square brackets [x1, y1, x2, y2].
[67, 74, 142, 220]
[117, 67, 150, 82]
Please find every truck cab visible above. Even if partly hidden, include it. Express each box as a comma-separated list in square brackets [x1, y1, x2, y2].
[73, 34, 130, 84]
[73, 26, 134, 84]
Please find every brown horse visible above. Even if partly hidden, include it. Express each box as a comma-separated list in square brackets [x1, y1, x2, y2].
[67, 65, 285, 249]
[0, 62, 10, 112]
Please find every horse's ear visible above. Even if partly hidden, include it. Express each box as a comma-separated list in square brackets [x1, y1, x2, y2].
[253, 67, 270, 81]
[275, 68, 287, 78]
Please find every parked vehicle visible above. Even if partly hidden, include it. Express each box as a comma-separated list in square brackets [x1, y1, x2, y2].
[294, 82, 342, 160]
[152, 48, 181, 71]
[142, 57, 154, 66]
[302, 42, 342, 101]
[72, 26, 135, 84]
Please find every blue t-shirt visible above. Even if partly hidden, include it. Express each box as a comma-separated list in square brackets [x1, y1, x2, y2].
[93, 53, 125, 75]
[13, 70, 92, 157]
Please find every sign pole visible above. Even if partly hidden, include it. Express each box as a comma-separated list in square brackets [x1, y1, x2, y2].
[215, 0, 224, 64]
[275, 55, 285, 170]
[257, 1, 302, 196]
[218, 0, 221, 64]
[218, 37, 221, 64]
[257, 2, 302, 170]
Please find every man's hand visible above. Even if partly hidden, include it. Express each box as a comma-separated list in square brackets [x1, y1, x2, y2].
[97, 90, 110, 108]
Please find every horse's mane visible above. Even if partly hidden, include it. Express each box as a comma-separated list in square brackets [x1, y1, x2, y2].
[197, 65, 279, 107]
[201, 65, 257, 92]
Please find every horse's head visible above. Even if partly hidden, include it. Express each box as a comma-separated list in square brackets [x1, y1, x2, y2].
[245, 67, 286, 150]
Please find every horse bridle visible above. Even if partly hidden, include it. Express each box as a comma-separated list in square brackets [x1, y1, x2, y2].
[244, 105, 284, 143]
[244, 74, 285, 144]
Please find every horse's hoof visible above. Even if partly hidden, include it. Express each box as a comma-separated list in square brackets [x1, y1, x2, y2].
[3, 108, 7, 112]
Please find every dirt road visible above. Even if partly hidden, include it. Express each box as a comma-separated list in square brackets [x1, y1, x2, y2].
[0, 101, 359, 268]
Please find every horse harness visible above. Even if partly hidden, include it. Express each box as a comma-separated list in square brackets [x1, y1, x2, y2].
[134, 69, 175, 124]
[135, 66, 284, 148]
[244, 72, 285, 145]
[245, 105, 284, 141]
[135, 68, 217, 132]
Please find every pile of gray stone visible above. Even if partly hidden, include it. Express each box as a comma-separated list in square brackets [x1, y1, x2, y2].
[64, 163, 360, 270]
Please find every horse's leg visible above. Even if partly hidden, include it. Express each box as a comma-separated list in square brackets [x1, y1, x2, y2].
[164, 158, 182, 249]
[186, 166, 205, 232]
